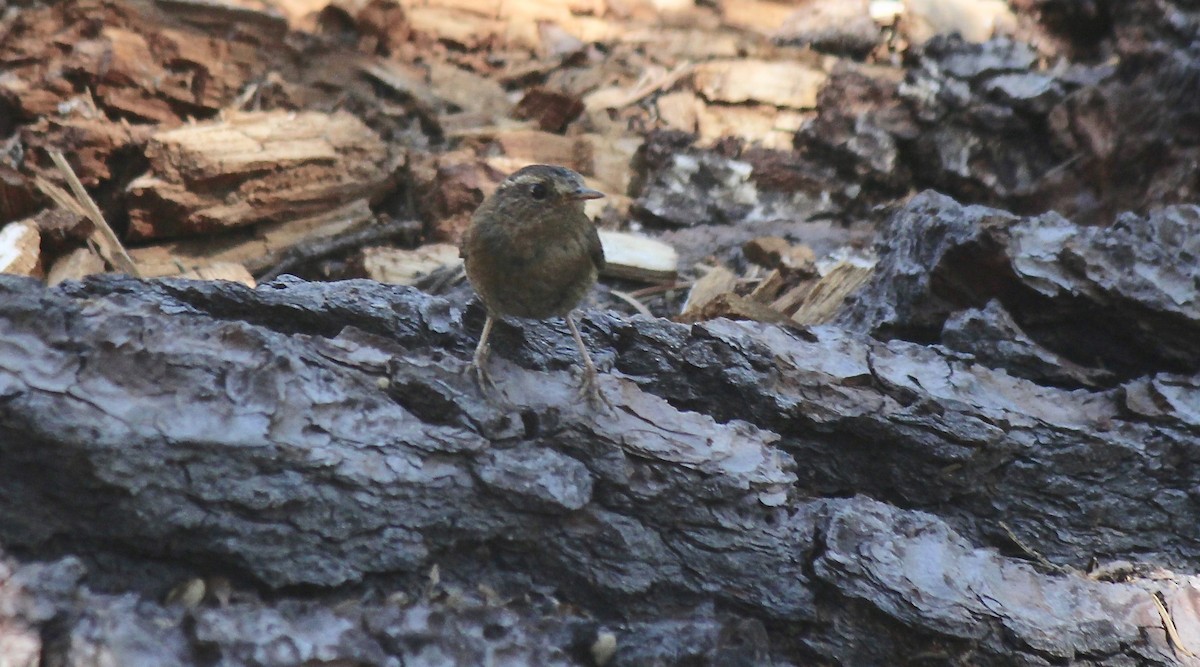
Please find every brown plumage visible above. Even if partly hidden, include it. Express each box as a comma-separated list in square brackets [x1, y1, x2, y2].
[460, 164, 605, 400]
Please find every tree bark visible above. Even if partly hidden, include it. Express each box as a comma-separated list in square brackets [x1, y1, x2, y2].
[2, 191, 1199, 666]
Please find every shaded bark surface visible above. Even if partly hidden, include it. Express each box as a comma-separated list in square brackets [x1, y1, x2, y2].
[3, 190, 1200, 665]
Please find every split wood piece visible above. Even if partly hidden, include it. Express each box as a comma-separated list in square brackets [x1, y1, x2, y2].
[512, 87, 585, 132]
[21, 116, 147, 189]
[902, 0, 1017, 44]
[398, 0, 601, 49]
[128, 198, 375, 279]
[583, 62, 695, 111]
[679, 264, 737, 317]
[0, 6, 260, 123]
[771, 0, 882, 55]
[599, 25, 745, 60]
[0, 221, 41, 277]
[581, 133, 641, 201]
[693, 59, 827, 109]
[155, 0, 289, 39]
[427, 62, 511, 120]
[597, 230, 678, 283]
[743, 236, 816, 273]
[30, 209, 94, 256]
[46, 247, 107, 286]
[176, 263, 256, 287]
[125, 110, 392, 241]
[489, 130, 592, 174]
[488, 130, 639, 202]
[680, 291, 805, 329]
[361, 243, 462, 286]
[404, 6, 504, 48]
[46, 151, 140, 277]
[790, 258, 875, 325]
[257, 216, 421, 283]
[748, 269, 787, 302]
[0, 165, 38, 223]
[696, 103, 809, 150]
[717, 0, 797, 34]
[656, 90, 702, 133]
[358, 59, 443, 112]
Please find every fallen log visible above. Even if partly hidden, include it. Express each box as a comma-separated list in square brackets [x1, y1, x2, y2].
[0, 272, 1197, 662]
[2, 192, 1199, 664]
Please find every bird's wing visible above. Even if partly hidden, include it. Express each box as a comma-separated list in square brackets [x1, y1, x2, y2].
[586, 223, 605, 271]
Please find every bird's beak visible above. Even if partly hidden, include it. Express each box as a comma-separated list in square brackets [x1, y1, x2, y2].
[570, 187, 605, 201]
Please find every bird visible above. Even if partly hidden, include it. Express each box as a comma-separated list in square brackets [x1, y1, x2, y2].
[459, 164, 606, 402]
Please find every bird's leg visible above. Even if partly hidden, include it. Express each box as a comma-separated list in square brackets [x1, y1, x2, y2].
[567, 313, 605, 406]
[470, 314, 496, 390]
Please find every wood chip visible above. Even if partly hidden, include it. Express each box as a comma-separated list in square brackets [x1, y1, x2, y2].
[790, 258, 875, 325]
[512, 87, 585, 132]
[598, 230, 678, 283]
[1151, 591, 1197, 658]
[684, 291, 802, 328]
[693, 59, 827, 109]
[491, 130, 591, 173]
[0, 220, 41, 277]
[583, 62, 694, 111]
[743, 236, 793, 269]
[748, 269, 786, 302]
[176, 262, 257, 287]
[0, 164, 38, 222]
[903, 0, 1017, 44]
[427, 61, 511, 118]
[744, 237, 816, 272]
[362, 243, 463, 285]
[680, 264, 737, 316]
[128, 198, 376, 278]
[126, 110, 391, 241]
[655, 90, 701, 133]
[359, 58, 442, 110]
[46, 246, 107, 286]
[580, 133, 641, 198]
[47, 150, 140, 276]
[717, 0, 797, 34]
[696, 103, 808, 150]
[405, 6, 504, 48]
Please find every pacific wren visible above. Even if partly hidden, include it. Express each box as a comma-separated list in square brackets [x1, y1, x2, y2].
[459, 164, 606, 399]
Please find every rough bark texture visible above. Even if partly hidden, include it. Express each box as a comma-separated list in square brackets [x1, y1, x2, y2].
[3, 191, 1200, 665]
[4, 0, 1200, 665]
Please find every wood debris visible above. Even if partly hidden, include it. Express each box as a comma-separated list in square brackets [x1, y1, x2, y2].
[675, 237, 873, 327]
[0, 220, 42, 277]
[126, 111, 392, 241]
[597, 230, 678, 283]
[789, 258, 875, 325]
[46, 247, 107, 286]
[693, 59, 827, 109]
[362, 243, 462, 286]
[680, 264, 738, 317]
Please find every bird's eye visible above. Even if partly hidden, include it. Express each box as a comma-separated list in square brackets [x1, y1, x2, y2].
[530, 183, 548, 200]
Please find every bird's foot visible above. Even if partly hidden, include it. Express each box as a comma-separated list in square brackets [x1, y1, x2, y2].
[470, 361, 497, 393]
[575, 363, 611, 410]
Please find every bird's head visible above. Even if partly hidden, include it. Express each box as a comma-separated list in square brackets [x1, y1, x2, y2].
[477, 164, 604, 225]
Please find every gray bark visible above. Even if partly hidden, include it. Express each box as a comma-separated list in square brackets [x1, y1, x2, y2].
[3, 191, 1200, 666]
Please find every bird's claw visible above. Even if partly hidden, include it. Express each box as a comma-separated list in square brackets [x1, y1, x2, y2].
[470, 362, 496, 392]
[575, 364, 611, 410]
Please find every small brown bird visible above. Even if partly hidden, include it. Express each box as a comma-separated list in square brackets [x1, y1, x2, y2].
[459, 164, 606, 400]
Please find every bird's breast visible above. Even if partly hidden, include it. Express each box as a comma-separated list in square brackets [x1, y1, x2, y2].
[464, 214, 599, 319]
